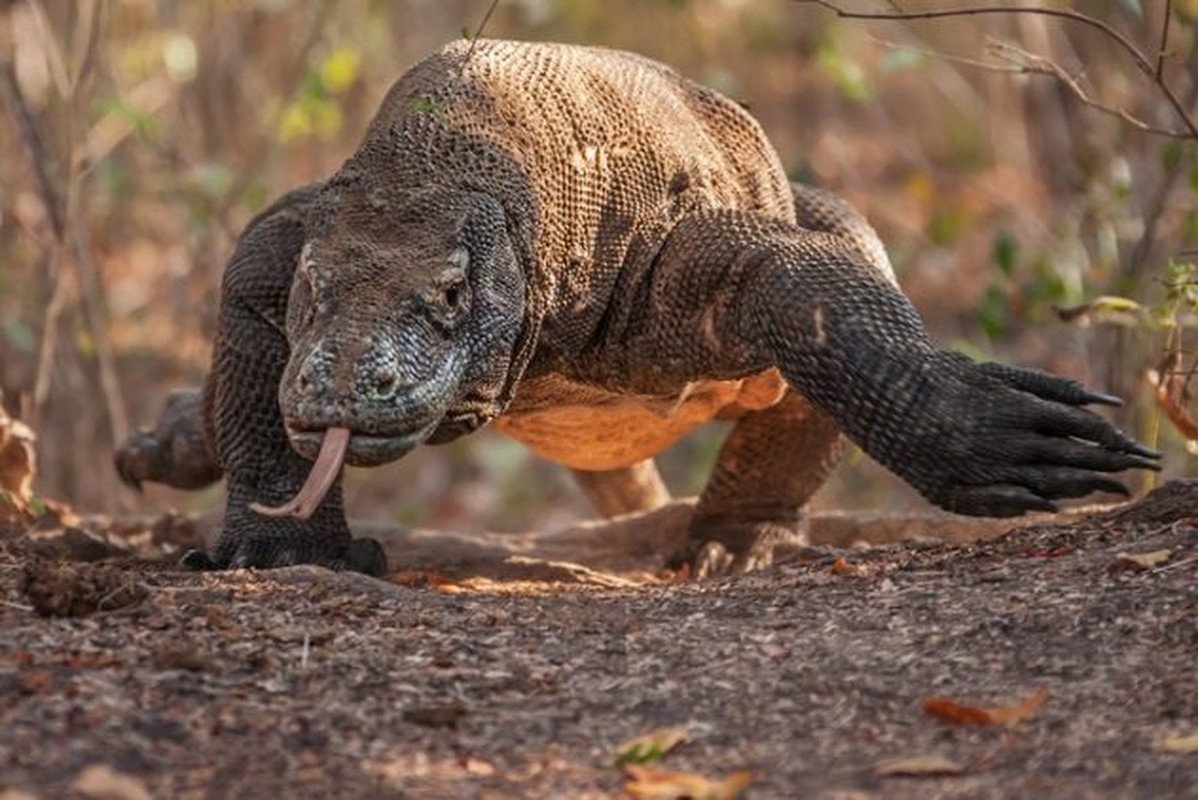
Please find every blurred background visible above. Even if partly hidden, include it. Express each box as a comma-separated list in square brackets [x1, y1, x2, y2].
[1, 0, 1195, 532]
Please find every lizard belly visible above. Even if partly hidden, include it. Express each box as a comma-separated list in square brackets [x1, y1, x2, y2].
[493, 369, 786, 470]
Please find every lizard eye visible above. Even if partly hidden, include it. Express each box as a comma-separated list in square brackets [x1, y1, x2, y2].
[443, 282, 464, 310]
[431, 248, 471, 319]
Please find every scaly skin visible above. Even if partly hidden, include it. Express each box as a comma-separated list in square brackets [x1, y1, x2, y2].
[117, 40, 1158, 577]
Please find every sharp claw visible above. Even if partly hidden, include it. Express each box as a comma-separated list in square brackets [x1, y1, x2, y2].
[1120, 454, 1163, 471]
[180, 549, 218, 571]
[1025, 496, 1058, 514]
[1082, 390, 1123, 407]
[1127, 442, 1163, 459]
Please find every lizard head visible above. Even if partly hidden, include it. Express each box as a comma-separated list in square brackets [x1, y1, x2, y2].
[277, 186, 526, 467]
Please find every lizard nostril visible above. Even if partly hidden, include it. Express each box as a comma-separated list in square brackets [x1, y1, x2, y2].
[373, 372, 398, 399]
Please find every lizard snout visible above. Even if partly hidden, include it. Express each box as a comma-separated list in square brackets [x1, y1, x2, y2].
[282, 333, 457, 450]
[292, 339, 412, 403]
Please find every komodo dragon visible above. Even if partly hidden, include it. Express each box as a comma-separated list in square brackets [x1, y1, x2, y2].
[116, 39, 1159, 578]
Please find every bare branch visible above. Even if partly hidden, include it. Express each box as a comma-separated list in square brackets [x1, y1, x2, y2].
[1156, 0, 1173, 81]
[799, 0, 1154, 72]
[797, 0, 1198, 139]
[466, 0, 501, 50]
[0, 61, 65, 240]
[988, 40, 1192, 139]
[455, 0, 501, 83]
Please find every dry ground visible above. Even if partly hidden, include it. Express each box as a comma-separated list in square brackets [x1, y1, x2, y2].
[1, 481, 1195, 799]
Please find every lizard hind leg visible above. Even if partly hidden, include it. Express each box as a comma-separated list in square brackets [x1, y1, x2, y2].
[570, 458, 671, 518]
[674, 390, 844, 577]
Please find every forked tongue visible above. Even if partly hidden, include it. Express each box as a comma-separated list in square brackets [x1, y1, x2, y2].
[249, 426, 350, 520]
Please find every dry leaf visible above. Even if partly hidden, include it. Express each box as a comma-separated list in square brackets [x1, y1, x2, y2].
[874, 755, 965, 777]
[922, 696, 992, 725]
[0, 402, 37, 523]
[1162, 732, 1198, 754]
[829, 557, 858, 575]
[1147, 333, 1198, 443]
[922, 688, 1048, 726]
[1053, 295, 1143, 326]
[71, 764, 152, 800]
[623, 764, 753, 800]
[985, 688, 1049, 725]
[459, 756, 496, 775]
[616, 727, 690, 765]
[1113, 550, 1173, 571]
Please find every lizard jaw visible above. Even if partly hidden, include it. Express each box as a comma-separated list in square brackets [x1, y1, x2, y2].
[284, 420, 434, 467]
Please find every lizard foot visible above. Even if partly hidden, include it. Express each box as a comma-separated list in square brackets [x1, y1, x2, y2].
[667, 517, 809, 578]
[181, 533, 387, 577]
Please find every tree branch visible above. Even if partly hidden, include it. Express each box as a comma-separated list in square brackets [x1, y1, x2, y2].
[987, 40, 1192, 139]
[798, 0, 1198, 139]
[1156, 0, 1173, 81]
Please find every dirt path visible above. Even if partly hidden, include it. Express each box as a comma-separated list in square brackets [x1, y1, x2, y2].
[1, 482, 1195, 799]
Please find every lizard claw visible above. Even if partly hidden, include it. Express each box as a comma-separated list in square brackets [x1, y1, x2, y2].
[895, 352, 1161, 517]
[181, 532, 388, 577]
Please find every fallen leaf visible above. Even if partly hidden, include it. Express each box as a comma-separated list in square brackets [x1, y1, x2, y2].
[616, 727, 689, 765]
[623, 764, 752, 800]
[922, 696, 992, 725]
[1113, 550, 1173, 571]
[874, 755, 965, 777]
[922, 688, 1048, 726]
[1162, 732, 1198, 754]
[71, 764, 152, 800]
[458, 756, 495, 775]
[829, 557, 858, 575]
[985, 688, 1049, 725]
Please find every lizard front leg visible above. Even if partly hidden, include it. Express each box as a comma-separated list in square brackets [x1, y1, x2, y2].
[184, 187, 387, 576]
[630, 207, 1157, 572]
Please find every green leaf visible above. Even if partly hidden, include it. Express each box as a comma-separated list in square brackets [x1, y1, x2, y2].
[406, 97, 446, 122]
[816, 44, 871, 103]
[879, 47, 923, 73]
[615, 728, 689, 766]
[978, 284, 1009, 342]
[992, 231, 1018, 277]
[1088, 295, 1144, 314]
[928, 207, 968, 246]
